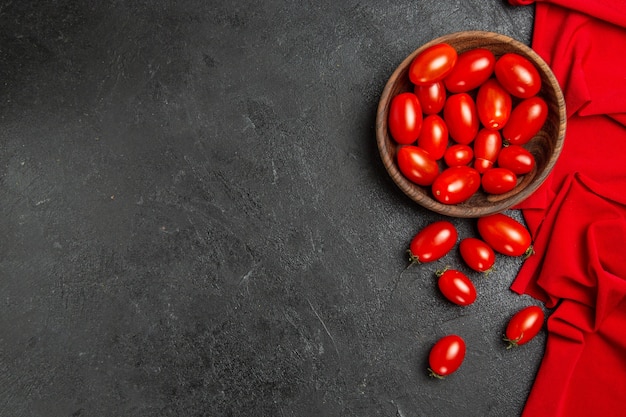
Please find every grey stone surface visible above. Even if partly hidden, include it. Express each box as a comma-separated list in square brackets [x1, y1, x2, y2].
[0, 1, 543, 416]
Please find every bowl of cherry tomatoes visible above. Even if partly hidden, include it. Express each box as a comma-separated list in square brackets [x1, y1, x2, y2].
[376, 31, 566, 217]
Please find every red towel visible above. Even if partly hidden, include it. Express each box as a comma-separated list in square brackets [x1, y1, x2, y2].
[507, 1, 626, 416]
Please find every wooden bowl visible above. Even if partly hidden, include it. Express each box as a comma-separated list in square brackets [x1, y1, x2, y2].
[376, 31, 566, 218]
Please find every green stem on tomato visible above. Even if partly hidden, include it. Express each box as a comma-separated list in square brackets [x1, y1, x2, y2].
[435, 266, 450, 277]
[523, 245, 535, 260]
[503, 334, 523, 349]
[483, 265, 496, 277]
[407, 249, 421, 265]
[427, 368, 445, 379]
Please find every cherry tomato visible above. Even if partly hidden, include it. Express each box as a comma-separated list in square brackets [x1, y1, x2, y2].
[432, 166, 480, 205]
[444, 144, 473, 167]
[497, 145, 536, 175]
[502, 97, 548, 145]
[407, 220, 458, 264]
[414, 81, 446, 115]
[409, 43, 458, 86]
[504, 305, 545, 348]
[481, 168, 517, 195]
[428, 334, 466, 378]
[473, 129, 502, 173]
[443, 93, 479, 145]
[436, 268, 477, 306]
[396, 146, 440, 186]
[476, 78, 512, 130]
[495, 53, 542, 98]
[418, 115, 449, 160]
[444, 48, 496, 93]
[459, 237, 495, 273]
[388, 92, 423, 145]
[477, 213, 533, 257]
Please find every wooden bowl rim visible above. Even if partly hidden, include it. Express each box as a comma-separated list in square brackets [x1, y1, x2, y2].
[376, 30, 566, 218]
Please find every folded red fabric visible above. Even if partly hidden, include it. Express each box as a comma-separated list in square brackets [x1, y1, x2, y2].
[514, 174, 626, 416]
[506, 1, 626, 416]
[508, 0, 626, 27]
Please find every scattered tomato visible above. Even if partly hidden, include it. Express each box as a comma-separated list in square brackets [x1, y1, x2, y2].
[444, 48, 495, 93]
[504, 305, 545, 348]
[495, 53, 542, 98]
[428, 334, 466, 378]
[436, 268, 477, 305]
[414, 81, 447, 115]
[407, 220, 458, 264]
[443, 93, 479, 145]
[473, 129, 502, 173]
[497, 145, 536, 175]
[443, 144, 473, 167]
[502, 96, 548, 145]
[459, 237, 495, 273]
[476, 78, 512, 130]
[388, 92, 423, 145]
[477, 213, 533, 257]
[409, 43, 458, 86]
[418, 114, 449, 160]
[481, 168, 517, 195]
[396, 146, 439, 186]
[432, 166, 480, 205]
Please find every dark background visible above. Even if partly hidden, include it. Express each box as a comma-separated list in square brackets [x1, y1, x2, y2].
[0, 1, 545, 416]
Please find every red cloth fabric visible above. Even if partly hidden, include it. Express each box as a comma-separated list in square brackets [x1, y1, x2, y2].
[506, 1, 626, 416]
[509, 0, 626, 27]
[515, 174, 626, 416]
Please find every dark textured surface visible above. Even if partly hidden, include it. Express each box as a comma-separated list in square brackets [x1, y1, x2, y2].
[0, 1, 544, 416]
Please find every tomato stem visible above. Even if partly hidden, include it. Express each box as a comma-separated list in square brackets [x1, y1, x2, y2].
[503, 334, 523, 349]
[483, 265, 496, 277]
[406, 249, 421, 265]
[427, 368, 445, 379]
[435, 266, 450, 277]
[523, 245, 535, 260]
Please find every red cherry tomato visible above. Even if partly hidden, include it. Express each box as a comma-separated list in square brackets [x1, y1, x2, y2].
[495, 53, 542, 98]
[432, 166, 480, 205]
[444, 48, 496, 93]
[477, 213, 533, 257]
[459, 237, 495, 273]
[414, 81, 446, 115]
[473, 129, 502, 173]
[497, 145, 536, 175]
[388, 92, 423, 145]
[436, 268, 477, 306]
[502, 97, 548, 145]
[481, 168, 517, 195]
[428, 334, 466, 378]
[396, 146, 440, 186]
[504, 305, 545, 348]
[407, 220, 458, 264]
[418, 115, 449, 160]
[443, 93, 479, 145]
[476, 78, 512, 130]
[444, 144, 473, 167]
[409, 43, 458, 86]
